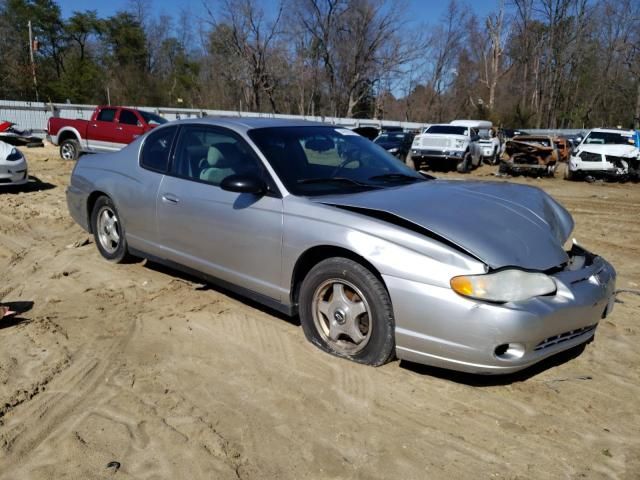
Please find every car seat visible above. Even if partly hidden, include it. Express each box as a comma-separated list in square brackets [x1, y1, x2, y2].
[199, 145, 238, 184]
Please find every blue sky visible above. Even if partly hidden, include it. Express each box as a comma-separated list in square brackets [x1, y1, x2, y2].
[57, 0, 500, 28]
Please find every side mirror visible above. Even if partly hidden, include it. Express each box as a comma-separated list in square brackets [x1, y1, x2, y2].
[220, 174, 266, 195]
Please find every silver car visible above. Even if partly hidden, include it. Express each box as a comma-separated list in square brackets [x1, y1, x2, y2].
[66, 118, 616, 374]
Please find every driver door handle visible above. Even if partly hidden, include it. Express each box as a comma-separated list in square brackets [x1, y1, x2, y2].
[162, 193, 179, 204]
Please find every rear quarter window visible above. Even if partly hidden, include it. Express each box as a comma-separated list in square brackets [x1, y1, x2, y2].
[140, 126, 177, 173]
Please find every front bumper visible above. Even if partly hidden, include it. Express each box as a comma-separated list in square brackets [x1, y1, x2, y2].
[385, 247, 616, 374]
[503, 162, 552, 173]
[411, 148, 464, 162]
[0, 160, 28, 186]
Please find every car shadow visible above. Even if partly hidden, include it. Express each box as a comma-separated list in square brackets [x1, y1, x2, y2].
[0, 300, 35, 330]
[0, 176, 56, 193]
[399, 341, 589, 386]
[141, 260, 300, 327]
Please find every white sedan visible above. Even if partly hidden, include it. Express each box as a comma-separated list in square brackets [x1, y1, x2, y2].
[0, 141, 28, 186]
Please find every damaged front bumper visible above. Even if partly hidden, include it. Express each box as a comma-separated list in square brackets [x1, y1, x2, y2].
[386, 244, 616, 374]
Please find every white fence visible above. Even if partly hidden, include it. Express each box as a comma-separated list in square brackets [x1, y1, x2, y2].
[0, 99, 431, 135]
[0, 99, 592, 138]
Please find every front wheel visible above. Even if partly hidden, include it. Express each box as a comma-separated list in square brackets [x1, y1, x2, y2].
[456, 152, 471, 173]
[90, 196, 130, 263]
[60, 138, 80, 161]
[299, 257, 395, 366]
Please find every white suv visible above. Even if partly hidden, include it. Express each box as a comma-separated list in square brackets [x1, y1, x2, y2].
[410, 124, 482, 172]
[566, 128, 639, 181]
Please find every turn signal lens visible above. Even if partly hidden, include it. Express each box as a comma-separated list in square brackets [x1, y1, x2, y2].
[450, 269, 557, 303]
[450, 276, 473, 296]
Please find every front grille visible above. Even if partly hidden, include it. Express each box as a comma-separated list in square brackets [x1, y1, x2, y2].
[421, 137, 449, 148]
[534, 324, 597, 351]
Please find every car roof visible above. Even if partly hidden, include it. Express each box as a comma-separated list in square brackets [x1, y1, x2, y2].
[589, 127, 635, 134]
[170, 116, 330, 132]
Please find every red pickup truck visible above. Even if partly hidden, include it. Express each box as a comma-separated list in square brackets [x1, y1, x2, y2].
[47, 106, 168, 160]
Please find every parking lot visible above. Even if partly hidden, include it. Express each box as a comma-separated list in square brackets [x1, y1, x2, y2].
[1, 145, 639, 479]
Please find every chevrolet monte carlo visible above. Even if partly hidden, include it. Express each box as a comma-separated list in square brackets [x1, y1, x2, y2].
[66, 118, 616, 374]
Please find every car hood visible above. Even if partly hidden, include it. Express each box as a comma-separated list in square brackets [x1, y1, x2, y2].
[315, 180, 574, 271]
[577, 144, 638, 157]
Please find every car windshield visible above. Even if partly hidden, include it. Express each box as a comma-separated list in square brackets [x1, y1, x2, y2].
[139, 111, 168, 125]
[374, 133, 406, 143]
[248, 126, 427, 196]
[425, 125, 467, 135]
[583, 131, 634, 145]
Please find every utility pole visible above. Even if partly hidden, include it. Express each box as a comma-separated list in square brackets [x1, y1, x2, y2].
[28, 20, 39, 102]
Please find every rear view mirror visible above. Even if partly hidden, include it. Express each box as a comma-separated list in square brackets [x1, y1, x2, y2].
[305, 138, 334, 152]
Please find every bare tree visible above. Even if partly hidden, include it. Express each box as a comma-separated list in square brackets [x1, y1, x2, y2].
[423, 0, 468, 121]
[480, 0, 511, 111]
[205, 0, 284, 112]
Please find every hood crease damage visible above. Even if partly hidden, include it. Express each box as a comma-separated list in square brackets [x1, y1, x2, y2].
[316, 180, 574, 271]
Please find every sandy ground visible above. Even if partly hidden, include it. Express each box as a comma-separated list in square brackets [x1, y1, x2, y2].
[0, 145, 639, 479]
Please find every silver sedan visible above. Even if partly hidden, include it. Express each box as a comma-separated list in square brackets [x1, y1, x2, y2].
[66, 118, 616, 374]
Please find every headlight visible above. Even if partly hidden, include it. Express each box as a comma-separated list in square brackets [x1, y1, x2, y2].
[6, 148, 23, 161]
[450, 269, 556, 303]
[388, 147, 399, 153]
[454, 139, 466, 149]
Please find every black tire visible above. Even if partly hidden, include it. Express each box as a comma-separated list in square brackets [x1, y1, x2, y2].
[412, 157, 422, 171]
[60, 138, 80, 161]
[498, 161, 509, 175]
[90, 196, 130, 263]
[299, 257, 395, 366]
[456, 151, 471, 173]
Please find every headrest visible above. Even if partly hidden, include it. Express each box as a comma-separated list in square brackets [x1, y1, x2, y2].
[205, 146, 224, 167]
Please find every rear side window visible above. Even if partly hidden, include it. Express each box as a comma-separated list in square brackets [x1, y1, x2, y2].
[119, 110, 139, 126]
[140, 126, 177, 173]
[97, 108, 116, 122]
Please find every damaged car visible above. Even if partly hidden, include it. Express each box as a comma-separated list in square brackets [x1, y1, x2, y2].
[67, 118, 616, 375]
[565, 128, 639, 182]
[499, 135, 559, 177]
[0, 140, 28, 186]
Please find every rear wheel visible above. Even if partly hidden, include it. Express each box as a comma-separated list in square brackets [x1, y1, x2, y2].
[299, 257, 395, 366]
[60, 138, 80, 161]
[90, 196, 130, 263]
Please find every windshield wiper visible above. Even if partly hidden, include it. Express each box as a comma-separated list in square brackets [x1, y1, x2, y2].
[368, 173, 429, 183]
[297, 177, 378, 188]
